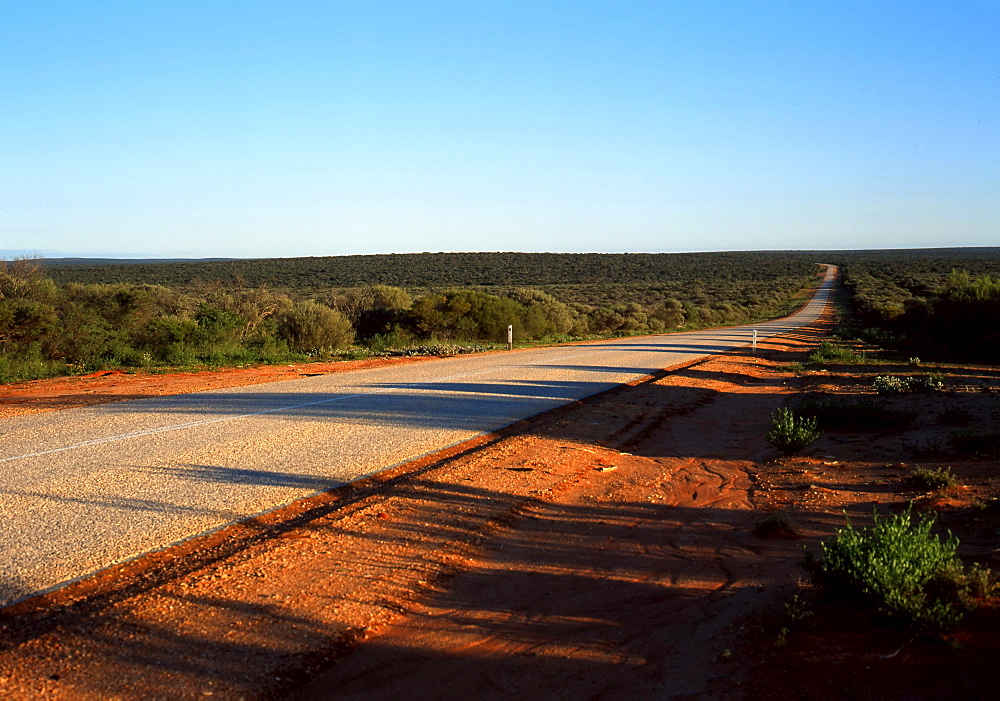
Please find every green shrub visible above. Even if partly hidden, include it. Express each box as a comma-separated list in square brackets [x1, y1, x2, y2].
[808, 341, 865, 364]
[873, 375, 910, 394]
[194, 303, 243, 337]
[277, 301, 355, 352]
[806, 507, 990, 630]
[408, 290, 527, 342]
[163, 344, 201, 367]
[0, 355, 65, 384]
[873, 374, 945, 394]
[766, 408, 821, 453]
[536, 332, 575, 344]
[362, 329, 416, 353]
[140, 316, 199, 356]
[243, 335, 295, 365]
[908, 466, 957, 491]
[913, 374, 946, 392]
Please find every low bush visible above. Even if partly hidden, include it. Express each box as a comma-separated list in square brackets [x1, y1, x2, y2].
[907, 466, 957, 491]
[766, 408, 821, 453]
[808, 341, 866, 364]
[361, 329, 417, 354]
[913, 374, 946, 392]
[538, 332, 578, 344]
[277, 301, 355, 353]
[0, 355, 66, 384]
[873, 374, 945, 394]
[873, 375, 910, 394]
[806, 506, 991, 630]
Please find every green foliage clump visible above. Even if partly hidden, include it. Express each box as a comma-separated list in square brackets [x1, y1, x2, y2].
[907, 466, 957, 491]
[332, 284, 412, 339]
[839, 254, 1000, 362]
[766, 408, 821, 454]
[808, 341, 865, 364]
[277, 301, 354, 353]
[807, 507, 991, 630]
[873, 374, 945, 394]
[914, 374, 946, 392]
[873, 375, 909, 394]
[0, 355, 65, 384]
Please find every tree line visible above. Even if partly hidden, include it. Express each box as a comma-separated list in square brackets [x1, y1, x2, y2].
[0, 254, 818, 383]
[42, 250, 818, 298]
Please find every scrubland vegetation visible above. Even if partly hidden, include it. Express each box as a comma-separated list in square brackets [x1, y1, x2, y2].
[782, 249, 1000, 638]
[836, 247, 1000, 362]
[4, 247, 998, 384]
[0, 253, 817, 383]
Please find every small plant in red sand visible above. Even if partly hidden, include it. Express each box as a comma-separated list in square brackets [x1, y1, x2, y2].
[805, 506, 994, 631]
[766, 408, 820, 454]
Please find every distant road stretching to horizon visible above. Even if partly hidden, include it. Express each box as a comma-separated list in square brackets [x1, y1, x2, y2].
[0, 266, 835, 607]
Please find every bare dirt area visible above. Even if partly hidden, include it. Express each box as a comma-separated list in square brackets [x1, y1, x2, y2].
[0, 326, 997, 699]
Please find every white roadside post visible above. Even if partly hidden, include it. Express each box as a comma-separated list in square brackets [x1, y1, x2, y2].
[752, 328, 758, 353]
[507, 325, 514, 351]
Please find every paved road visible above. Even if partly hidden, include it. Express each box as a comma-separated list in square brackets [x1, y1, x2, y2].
[0, 266, 835, 606]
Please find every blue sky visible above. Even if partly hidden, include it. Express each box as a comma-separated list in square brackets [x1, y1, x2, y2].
[2, 1, 997, 259]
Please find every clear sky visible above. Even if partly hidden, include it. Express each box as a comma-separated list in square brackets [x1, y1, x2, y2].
[2, 1, 998, 259]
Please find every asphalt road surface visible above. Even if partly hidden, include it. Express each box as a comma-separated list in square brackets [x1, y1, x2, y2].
[0, 266, 835, 607]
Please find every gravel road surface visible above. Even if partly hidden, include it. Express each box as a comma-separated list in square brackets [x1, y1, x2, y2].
[0, 267, 834, 606]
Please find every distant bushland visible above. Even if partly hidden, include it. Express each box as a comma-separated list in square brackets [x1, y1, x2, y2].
[42, 251, 820, 308]
[0, 251, 824, 382]
[831, 248, 1000, 362]
[10, 247, 999, 383]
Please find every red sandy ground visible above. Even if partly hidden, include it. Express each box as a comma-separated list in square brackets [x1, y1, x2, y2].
[0, 323, 997, 699]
